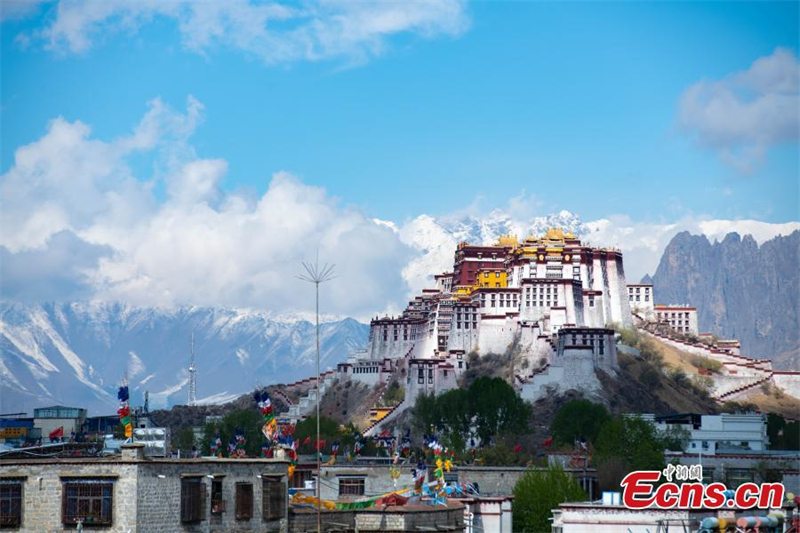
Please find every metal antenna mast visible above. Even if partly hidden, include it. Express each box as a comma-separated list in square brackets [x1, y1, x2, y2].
[188, 331, 197, 406]
[297, 253, 336, 533]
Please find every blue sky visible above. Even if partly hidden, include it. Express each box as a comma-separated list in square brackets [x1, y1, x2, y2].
[1, 1, 798, 315]
[2, 1, 798, 223]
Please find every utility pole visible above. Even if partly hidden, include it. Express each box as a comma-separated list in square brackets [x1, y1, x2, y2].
[297, 254, 336, 533]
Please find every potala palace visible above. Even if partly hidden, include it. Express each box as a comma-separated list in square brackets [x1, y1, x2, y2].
[277, 229, 800, 434]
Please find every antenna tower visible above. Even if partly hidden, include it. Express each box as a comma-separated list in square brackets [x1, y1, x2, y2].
[188, 332, 197, 406]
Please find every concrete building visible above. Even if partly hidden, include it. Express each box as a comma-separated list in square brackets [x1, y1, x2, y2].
[319, 463, 597, 503]
[0, 443, 289, 532]
[290, 503, 466, 533]
[0, 419, 38, 446]
[666, 450, 800, 493]
[639, 413, 769, 455]
[654, 304, 699, 335]
[33, 406, 86, 441]
[627, 284, 654, 319]
[551, 503, 695, 533]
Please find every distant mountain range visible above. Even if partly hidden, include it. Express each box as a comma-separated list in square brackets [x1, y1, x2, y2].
[648, 230, 800, 369]
[0, 301, 368, 414]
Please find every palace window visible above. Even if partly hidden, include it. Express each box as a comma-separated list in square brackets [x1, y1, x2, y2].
[62, 478, 114, 527]
[0, 479, 23, 529]
[262, 476, 286, 521]
[338, 477, 365, 497]
[181, 477, 205, 523]
[235, 483, 253, 521]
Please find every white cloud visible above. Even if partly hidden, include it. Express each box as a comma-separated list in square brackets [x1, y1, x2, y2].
[678, 47, 800, 172]
[0, 97, 412, 319]
[20, 0, 469, 65]
[0, 96, 200, 252]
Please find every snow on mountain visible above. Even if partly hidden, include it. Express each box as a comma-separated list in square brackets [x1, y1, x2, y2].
[398, 210, 587, 294]
[0, 301, 368, 415]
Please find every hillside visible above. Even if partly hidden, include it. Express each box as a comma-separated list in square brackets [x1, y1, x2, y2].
[649, 230, 800, 369]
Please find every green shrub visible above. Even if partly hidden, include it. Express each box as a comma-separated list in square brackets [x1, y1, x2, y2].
[513, 465, 587, 533]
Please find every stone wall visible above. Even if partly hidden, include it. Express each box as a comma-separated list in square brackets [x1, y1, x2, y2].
[0, 454, 289, 533]
[289, 504, 465, 533]
[136, 459, 288, 533]
[0, 460, 138, 533]
[772, 372, 800, 399]
[475, 318, 517, 355]
[319, 464, 412, 501]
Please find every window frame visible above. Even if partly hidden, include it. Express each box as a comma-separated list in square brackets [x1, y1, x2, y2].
[180, 477, 206, 523]
[210, 478, 225, 515]
[61, 478, 114, 527]
[338, 477, 366, 497]
[261, 476, 286, 522]
[235, 483, 253, 521]
[0, 479, 24, 529]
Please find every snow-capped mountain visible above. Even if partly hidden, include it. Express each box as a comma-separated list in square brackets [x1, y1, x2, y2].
[438, 209, 586, 245]
[0, 301, 368, 414]
[397, 210, 587, 295]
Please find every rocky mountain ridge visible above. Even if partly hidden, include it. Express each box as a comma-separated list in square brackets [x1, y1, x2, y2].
[648, 230, 799, 369]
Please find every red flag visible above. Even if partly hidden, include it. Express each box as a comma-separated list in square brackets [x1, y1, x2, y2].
[314, 439, 326, 451]
[49, 426, 64, 440]
[302, 436, 311, 446]
[513, 444, 522, 453]
[543, 436, 553, 447]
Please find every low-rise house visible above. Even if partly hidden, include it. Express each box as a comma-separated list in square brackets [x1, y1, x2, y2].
[638, 413, 769, 455]
[0, 443, 289, 532]
[551, 500, 795, 533]
[33, 405, 86, 441]
[666, 450, 800, 493]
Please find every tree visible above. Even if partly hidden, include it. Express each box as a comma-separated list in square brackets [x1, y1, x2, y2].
[661, 425, 690, 452]
[200, 409, 265, 456]
[513, 465, 587, 533]
[381, 382, 405, 406]
[767, 414, 800, 451]
[594, 416, 667, 491]
[173, 426, 196, 456]
[469, 377, 531, 443]
[294, 416, 346, 454]
[550, 399, 610, 446]
[411, 377, 531, 454]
